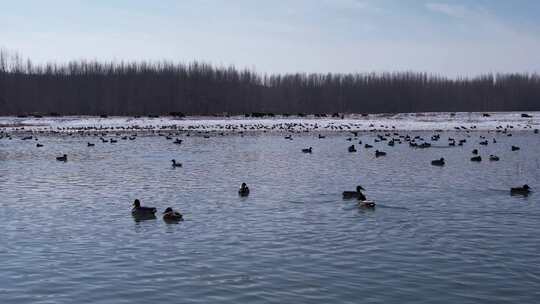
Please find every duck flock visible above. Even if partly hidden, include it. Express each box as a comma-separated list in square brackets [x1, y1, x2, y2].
[0, 112, 536, 221]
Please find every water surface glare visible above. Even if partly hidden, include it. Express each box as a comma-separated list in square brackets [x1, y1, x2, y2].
[1, 131, 539, 303]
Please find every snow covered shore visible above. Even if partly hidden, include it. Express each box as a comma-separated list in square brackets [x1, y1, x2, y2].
[0, 112, 538, 133]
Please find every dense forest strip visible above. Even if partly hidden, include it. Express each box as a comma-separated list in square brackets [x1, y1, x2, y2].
[0, 49, 539, 115]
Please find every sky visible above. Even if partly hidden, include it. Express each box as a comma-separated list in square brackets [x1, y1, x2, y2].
[1, 0, 539, 76]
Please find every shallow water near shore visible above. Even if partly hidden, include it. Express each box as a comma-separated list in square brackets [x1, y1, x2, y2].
[1, 128, 539, 303]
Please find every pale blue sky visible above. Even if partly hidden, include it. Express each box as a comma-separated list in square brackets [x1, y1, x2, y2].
[1, 0, 539, 76]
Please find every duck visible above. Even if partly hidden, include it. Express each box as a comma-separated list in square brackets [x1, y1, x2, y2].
[348, 145, 357, 152]
[511, 145, 520, 151]
[471, 156, 482, 162]
[431, 158, 445, 166]
[510, 184, 531, 196]
[131, 199, 157, 217]
[36, 143, 43, 147]
[171, 159, 182, 167]
[302, 147, 312, 153]
[238, 183, 250, 196]
[173, 138, 182, 144]
[358, 200, 376, 208]
[472, 149, 478, 155]
[56, 154, 67, 162]
[87, 142, 95, 147]
[375, 150, 386, 157]
[364, 144, 373, 149]
[163, 207, 183, 222]
[489, 155, 500, 161]
[342, 186, 367, 200]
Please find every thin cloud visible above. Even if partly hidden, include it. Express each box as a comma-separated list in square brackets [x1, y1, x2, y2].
[324, 0, 369, 10]
[425, 2, 469, 19]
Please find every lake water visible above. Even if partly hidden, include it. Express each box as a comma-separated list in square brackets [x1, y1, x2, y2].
[1, 124, 539, 303]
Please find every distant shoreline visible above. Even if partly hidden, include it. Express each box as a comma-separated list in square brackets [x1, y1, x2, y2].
[1, 111, 537, 133]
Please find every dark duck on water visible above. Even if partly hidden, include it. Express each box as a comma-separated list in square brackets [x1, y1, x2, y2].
[163, 207, 183, 222]
[131, 199, 157, 218]
[511, 184, 531, 196]
[431, 158, 445, 166]
[56, 154, 67, 162]
[375, 150, 386, 157]
[239, 183, 250, 196]
[343, 185, 367, 200]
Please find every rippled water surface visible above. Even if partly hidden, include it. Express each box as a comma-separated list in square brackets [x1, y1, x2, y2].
[1, 129, 539, 303]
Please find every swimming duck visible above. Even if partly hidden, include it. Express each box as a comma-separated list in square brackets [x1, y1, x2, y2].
[375, 150, 386, 157]
[472, 149, 478, 155]
[510, 184, 531, 196]
[171, 159, 182, 167]
[87, 142, 95, 147]
[470, 156, 482, 162]
[56, 154, 67, 162]
[431, 158, 445, 166]
[174, 138, 182, 144]
[36, 143, 43, 147]
[511, 145, 520, 151]
[489, 155, 500, 161]
[358, 200, 376, 208]
[302, 147, 312, 153]
[131, 199, 157, 217]
[163, 207, 183, 222]
[348, 145, 357, 152]
[342, 186, 367, 200]
[239, 183, 250, 196]
[364, 144, 373, 149]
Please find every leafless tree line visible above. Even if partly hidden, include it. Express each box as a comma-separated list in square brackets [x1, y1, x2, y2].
[1, 49, 539, 115]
